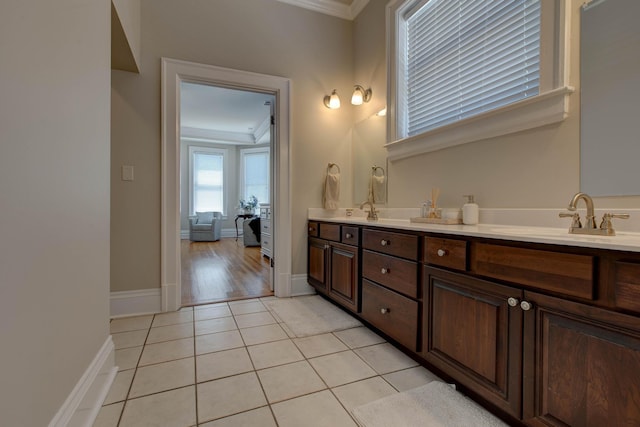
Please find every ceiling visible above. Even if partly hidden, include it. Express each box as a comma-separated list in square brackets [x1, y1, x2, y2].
[179, 0, 367, 146]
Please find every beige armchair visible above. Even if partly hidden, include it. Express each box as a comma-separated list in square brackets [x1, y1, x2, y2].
[189, 211, 222, 241]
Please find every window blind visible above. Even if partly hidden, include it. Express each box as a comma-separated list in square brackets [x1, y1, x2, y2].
[401, 0, 540, 137]
[242, 149, 270, 204]
[193, 152, 224, 212]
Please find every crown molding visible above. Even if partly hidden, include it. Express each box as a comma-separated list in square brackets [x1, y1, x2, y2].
[276, 0, 369, 20]
[181, 126, 255, 145]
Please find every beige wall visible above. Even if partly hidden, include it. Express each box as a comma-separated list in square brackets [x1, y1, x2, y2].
[111, 0, 355, 291]
[0, 0, 111, 424]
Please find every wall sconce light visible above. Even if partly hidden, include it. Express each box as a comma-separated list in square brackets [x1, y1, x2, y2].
[323, 89, 341, 109]
[351, 85, 372, 105]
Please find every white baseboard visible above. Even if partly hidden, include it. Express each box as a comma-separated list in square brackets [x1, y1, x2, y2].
[291, 274, 315, 296]
[49, 336, 117, 427]
[110, 288, 162, 318]
[162, 282, 178, 312]
[180, 228, 240, 240]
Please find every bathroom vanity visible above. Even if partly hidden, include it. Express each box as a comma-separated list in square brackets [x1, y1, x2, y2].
[307, 217, 640, 426]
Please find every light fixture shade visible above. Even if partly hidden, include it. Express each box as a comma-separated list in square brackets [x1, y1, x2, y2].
[324, 89, 341, 109]
[351, 85, 372, 105]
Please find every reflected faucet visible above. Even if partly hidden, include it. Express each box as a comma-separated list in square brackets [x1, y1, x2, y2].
[360, 199, 378, 221]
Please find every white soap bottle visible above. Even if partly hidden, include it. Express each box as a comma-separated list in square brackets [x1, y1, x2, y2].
[462, 195, 479, 225]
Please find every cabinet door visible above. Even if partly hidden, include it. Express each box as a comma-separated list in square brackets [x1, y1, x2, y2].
[423, 267, 523, 418]
[308, 237, 328, 293]
[328, 242, 359, 313]
[522, 291, 640, 426]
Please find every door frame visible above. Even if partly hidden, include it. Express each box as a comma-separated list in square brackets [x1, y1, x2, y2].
[161, 58, 292, 311]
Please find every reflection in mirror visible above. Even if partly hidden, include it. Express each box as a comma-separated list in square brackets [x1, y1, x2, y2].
[580, 0, 640, 196]
[369, 166, 386, 203]
[353, 112, 387, 205]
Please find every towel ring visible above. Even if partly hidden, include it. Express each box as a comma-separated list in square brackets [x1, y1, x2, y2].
[328, 163, 341, 174]
[372, 166, 385, 177]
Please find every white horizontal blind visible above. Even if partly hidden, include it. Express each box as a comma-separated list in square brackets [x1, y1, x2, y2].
[401, 0, 540, 137]
[242, 148, 270, 204]
[193, 151, 224, 213]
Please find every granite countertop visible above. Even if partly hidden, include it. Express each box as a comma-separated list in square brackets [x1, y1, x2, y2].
[308, 210, 640, 253]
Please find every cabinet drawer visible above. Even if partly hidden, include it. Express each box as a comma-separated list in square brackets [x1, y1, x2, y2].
[341, 226, 359, 245]
[261, 219, 271, 235]
[424, 237, 467, 271]
[615, 261, 640, 313]
[308, 222, 319, 237]
[472, 243, 595, 300]
[363, 250, 418, 298]
[319, 223, 341, 242]
[362, 229, 418, 260]
[362, 280, 418, 351]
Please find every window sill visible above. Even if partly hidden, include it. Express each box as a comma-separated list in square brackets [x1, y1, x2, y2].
[385, 86, 575, 161]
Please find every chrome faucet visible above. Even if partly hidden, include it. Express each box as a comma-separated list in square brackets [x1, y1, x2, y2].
[360, 199, 378, 221]
[559, 192, 629, 236]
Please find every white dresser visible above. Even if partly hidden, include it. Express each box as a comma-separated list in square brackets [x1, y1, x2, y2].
[259, 204, 272, 258]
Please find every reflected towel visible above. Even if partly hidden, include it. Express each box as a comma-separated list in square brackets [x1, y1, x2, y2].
[323, 171, 340, 210]
[370, 174, 386, 203]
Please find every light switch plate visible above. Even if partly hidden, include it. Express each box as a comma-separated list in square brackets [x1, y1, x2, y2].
[121, 165, 134, 181]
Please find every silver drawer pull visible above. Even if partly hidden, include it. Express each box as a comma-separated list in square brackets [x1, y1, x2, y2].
[345, 233, 353, 239]
[507, 297, 519, 307]
[380, 308, 390, 314]
[381, 267, 390, 274]
[520, 301, 533, 311]
[380, 239, 390, 246]
[437, 249, 447, 257]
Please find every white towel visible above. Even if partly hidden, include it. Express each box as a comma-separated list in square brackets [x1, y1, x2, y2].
[369, 174, 386, 203]
[323, 171, 340, 210]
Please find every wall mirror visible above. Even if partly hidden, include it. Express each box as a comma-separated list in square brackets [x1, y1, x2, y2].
[580, 0, 640, 196]
[353, 113, 387, 205]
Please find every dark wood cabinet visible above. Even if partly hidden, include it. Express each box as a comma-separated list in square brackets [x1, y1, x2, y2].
[522, 291, 640, 426]
[423, 266, 523, 418]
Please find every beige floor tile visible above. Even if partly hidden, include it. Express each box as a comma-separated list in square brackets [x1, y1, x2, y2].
[120, 386, 196, 427]
[139, 337, 194, 366]
[271, 390, 357, 427]
[240, 324, 288, 346]
[129, 358, 195, 398]
[229, 300, 266, 315]
[199, 407, 276, 427]
[115, 346, 143, 371]
[308, 350, 377, 387]
[333, 327, 385, 349]
[197, 372, 267, 423]
[247, 339, 304, 370]
[354, 343, 418, 374]
[111, 330, 148, 350]
[382, 366, 442, 391]
[146, 323, 194, 344]
[93, 402, 124, 427]
[234, 311, 276, 328]
[194, 305, 232, 321]
[196, 330, 244, 355]
[332, 377, 397, 412]
[196, 347, 254, 383]
[110, 315, 154, 334]
[195, 316, 237, 336]
[194, 302, 228, 310]
[152, 310, 194, 327]
[257, 360, 326, 403]
[103, 369, 135, 404]
[293, 333, 349, 358]
[228, 298, 260, 306]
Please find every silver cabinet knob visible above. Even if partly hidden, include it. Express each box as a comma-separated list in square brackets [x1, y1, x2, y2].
[520, 301, 532, 311]
[381, 268, 390, 274]
[380, 308, 390, 314]
[437, 249, 447, 257]
[507, 297, 519, 307]
[345, 233, 353, 239]
[380, 239, 390, 246]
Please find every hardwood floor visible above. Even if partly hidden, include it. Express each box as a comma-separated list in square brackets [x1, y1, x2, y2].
[181, 238, 273, 306]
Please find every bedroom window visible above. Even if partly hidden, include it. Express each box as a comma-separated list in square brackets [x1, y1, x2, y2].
[386, 0, 573, 160]
[240, 147, 270, 205]
[190, 146, 227, 215]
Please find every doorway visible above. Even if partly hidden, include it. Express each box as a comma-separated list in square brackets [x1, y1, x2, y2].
[179, 82, 274, 305]
[161, 58, 292, 312]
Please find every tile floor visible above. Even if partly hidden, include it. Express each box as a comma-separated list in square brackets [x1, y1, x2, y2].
[95, 296, 443, 427]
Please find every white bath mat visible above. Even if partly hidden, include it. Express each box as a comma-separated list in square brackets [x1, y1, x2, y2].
[264, 295, 361, 337]
[352, 381, 508, 427]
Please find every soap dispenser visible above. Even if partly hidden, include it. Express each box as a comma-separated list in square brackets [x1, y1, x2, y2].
[462, 195, 479, 225]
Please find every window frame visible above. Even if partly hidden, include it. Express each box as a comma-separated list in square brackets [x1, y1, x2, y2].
[188, 145, 228, 217]
[385, 0, 574, 160]
[239, 146, 271, 205]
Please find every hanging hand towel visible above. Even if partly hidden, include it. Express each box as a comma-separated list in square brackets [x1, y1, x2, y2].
[323, 163, 340, 210]
[369, 167, 386, 203]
